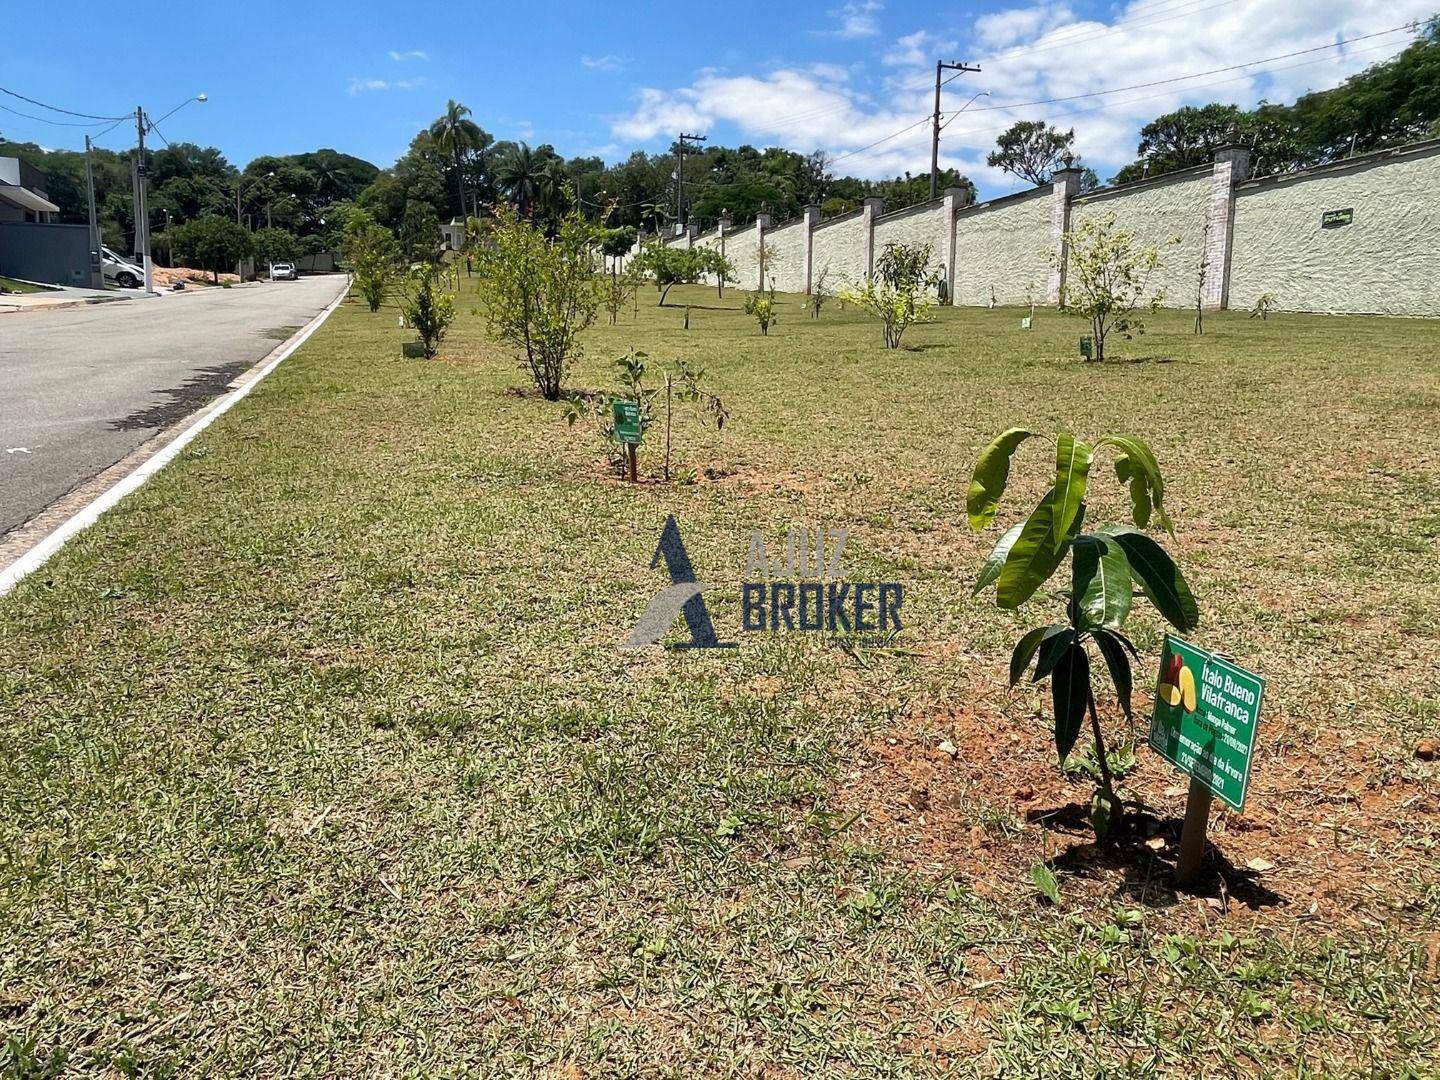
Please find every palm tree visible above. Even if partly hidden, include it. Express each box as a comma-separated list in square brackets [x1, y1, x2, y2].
[496, 143, 544, 217]
[428, 100, 485, 220]
[536, 158, 571, 224]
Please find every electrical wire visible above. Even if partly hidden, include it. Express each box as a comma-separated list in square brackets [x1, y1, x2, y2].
[825, 22, 1419, 163]
[0, 101, 120, 128]
[960, 23, 1420, 114]
[0, 85, 127, 121]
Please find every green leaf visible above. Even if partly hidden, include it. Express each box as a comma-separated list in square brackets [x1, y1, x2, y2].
[1052, 433, 1094, 550]
[1099, 525, 1199, 631]
[1032, 863, 1060, 905]
[1092, 627, 1134, 719]
[1072, 536, 1133, 629]
[996, 489, 1081, 609]
[973, 522, 1023, 595]
[1009, 625, 1053, 686]
[1032, 627, 1075, 683]
[1051, 641, 1090, 760]
[1091, 790, 1116, 840]
[1099, 435, 1172, 535]
[967, 427, 1031, 530]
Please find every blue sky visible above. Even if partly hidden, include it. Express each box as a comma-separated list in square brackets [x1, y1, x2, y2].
[1, 1, 1429, 198]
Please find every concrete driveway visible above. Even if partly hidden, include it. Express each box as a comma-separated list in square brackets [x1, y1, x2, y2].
[0, 275, 347, 537]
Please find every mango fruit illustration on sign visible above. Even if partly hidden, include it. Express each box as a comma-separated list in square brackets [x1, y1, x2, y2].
[1158, 649, 1197, 712]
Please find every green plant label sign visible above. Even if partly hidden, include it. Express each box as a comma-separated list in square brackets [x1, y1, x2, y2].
[1321, 208, 1353, 229]
[1020, 316, 1032, 330]
[1079, 336, 1093, 359]
[1148, 635, 1265, 810]
[612, 401, 643, 445]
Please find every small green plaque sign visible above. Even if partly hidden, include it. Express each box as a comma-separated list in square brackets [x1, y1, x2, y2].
[1079, 336, 1093, 359]
[1321, 207, 1353, 229]
[612, 400, 643, 445]
[1149, 635, 1265, 811]
[1020, 316, 1032, 330]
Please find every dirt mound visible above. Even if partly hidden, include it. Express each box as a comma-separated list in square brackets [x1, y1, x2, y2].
[833, 702, 1437, 929]
[152, 265, 237, 287]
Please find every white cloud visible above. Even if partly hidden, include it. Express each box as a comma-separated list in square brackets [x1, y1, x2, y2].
[348, 76, 429, 95]
[389, 49, 429, 62]
[582, 54, 629, 72]
[819, 1, 884, 39]
[612, 0, 1432, 189]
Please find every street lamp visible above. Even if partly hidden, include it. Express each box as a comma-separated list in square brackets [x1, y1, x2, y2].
[136, 93, 206, 294]
[237, 170, 275, 229]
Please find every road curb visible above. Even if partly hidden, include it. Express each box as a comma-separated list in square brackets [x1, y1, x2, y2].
[0, 277, 350, 597]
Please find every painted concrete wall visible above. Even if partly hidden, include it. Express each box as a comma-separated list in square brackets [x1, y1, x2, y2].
[726, 224, 760, 290]
[1229, 144, 1440, 316]
[811, 211, 867, 290]
[873, 202, 948, 295]
[617, 139, 1440, 317]
[1070, 168, 1211, 307]
[952, 190, 1051, 307]
[764, 220, 806, 293]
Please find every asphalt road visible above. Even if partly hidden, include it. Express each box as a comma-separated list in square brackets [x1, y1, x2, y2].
[0, 276, 346, 537]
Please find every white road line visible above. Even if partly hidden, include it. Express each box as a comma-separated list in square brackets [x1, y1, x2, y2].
[0, 279, 350, 598]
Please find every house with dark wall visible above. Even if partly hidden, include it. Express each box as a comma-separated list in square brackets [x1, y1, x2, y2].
[0, 157, 91, 287]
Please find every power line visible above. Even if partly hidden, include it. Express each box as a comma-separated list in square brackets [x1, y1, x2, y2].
[937, 34, 1415, 151]
[824, 22, 1419, 165]
[978, 0, 1247, 67]
[0, 101, 120, 128]
[0, 85, 127, 122]
[962, 23, 1420, 114]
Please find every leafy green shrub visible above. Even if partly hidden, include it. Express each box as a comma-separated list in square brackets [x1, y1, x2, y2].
[1058, 212, 1174, 362]
[600, 272, 638, 325]
[628, 242, 711, 306]
[341, 210, 399, 312]
[474, 200, 600, 400]
[743, 288, 777, 336]
[968, 428, 1198, 839]
[840, 241, 939, 348]
[400, 264, 456, 359]
[565, 351, 727, 479]
[1250, 292, 1277, 320]
[808, 267, 831, 319]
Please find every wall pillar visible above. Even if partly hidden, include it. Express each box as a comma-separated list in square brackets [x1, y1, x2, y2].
[861, 196, 884, 279]
[755, 211, 772, 290]
[941, 184, 971, 304]
[1205, 144, 1251, 310]
[1048, 167, 1082, 306]
[802, 203, 820, 293]
[684, 221, 699, 249]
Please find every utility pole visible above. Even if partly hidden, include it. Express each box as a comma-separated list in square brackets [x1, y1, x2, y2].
[676, 132, 707, 228]
[84, 136, 103, 289]
[134, 105, 155, 294]
[930, 60, 981, 200]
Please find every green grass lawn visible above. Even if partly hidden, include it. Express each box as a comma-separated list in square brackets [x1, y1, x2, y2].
[0, 276, 50, 295]
[2, 283, 1437, 1076]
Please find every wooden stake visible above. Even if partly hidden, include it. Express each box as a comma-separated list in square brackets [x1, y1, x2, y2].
[1175, 775, 1213, 888]
[626, 443, 637, 483]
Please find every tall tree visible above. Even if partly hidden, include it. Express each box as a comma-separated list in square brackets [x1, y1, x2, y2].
[987, 121, 1078, 186]
[496, 143, 545, 216]
[428, 100, 488, 219]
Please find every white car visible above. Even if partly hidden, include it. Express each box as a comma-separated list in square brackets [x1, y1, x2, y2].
[102, 247, 144, 289]
[269, 263, 298, 281]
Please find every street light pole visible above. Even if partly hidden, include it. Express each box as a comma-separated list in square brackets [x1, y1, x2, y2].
[83, 135, 103, 288]
[930, 60, 982, 200]
[134, 105, 154, 294]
